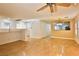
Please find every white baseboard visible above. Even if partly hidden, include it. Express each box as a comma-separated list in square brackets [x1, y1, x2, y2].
[22, 35, 73, 41]
[50, 36, 73, 40]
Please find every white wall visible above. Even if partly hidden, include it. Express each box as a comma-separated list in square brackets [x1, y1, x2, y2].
[0, 30, 24, 45]
[29, 20, 51, 39]
[40, 22, 51, 37]
[29, 21, 43, 38]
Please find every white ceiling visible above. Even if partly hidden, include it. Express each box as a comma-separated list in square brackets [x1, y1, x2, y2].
[0, 3, 78, 20]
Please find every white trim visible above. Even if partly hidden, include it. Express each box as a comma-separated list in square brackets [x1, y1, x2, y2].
[50, 36, 73, 40]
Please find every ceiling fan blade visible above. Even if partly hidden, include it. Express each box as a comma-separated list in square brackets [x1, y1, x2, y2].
[57, 3, 71, 7]
[54, 4, 57, 12]
[72, 3, 78, 7]
[49, 5, 54, 13]
[37, 4, 48, 12]
[16, 19, 21, 21]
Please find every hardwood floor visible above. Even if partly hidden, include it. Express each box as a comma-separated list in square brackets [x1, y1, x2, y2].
[0, 38, 79, 56]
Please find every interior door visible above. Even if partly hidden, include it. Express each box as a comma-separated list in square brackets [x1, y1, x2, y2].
[77, 21, 79, 38]
[75, 20, 79, 44]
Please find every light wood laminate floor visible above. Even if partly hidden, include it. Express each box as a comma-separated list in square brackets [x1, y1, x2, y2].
[0, 38, 79, 56]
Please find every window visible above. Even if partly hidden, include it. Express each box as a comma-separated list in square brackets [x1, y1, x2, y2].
[0, 20, 12, 29]
[24, 22, 32, 29]
[16, 21, 26, 29]
[54, 22, 70, 30]
[54, 23, 62, 30]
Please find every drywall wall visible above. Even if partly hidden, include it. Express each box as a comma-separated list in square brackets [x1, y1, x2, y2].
[29, 21, 51, 39]
[40, 22, 51, 37]
[0, 30, 25, 45]
[29, 21, 43, 38]
[51, 19, 75, 40]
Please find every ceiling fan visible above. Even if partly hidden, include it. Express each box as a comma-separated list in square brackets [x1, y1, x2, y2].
[37, 3, 72, 13]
